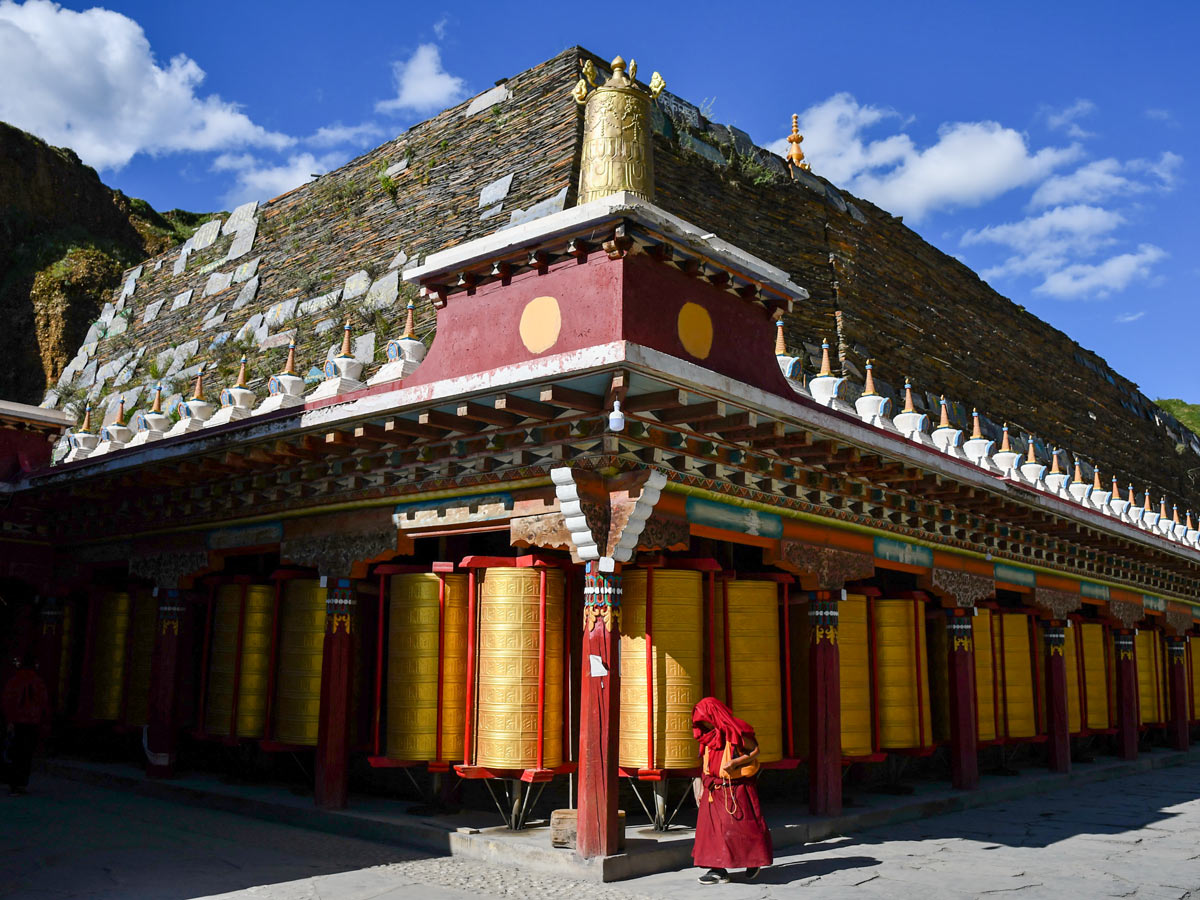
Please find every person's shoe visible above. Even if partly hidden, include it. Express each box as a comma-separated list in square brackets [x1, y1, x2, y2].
[698, 869, 730, 885]
[743, 867, 761, 880]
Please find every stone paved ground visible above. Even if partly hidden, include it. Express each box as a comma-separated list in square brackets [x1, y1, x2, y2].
[2, 762, 1198, 899]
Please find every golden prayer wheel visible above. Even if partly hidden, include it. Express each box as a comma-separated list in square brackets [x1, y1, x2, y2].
[839, 594, 874, 757]
[387, 573, 468, 762]
[1135, 628, 1164, 725]
[998, 612, 1037, 739]
[273, 579, 326, 746]
[58, 601, 74, 714]
[723, 579, 782, 764]
[1061, 623, 1082, 734]
[618, 569, 704, 770]
[973, 608, 998, 742]
[91, 591, 131, 721]
[1079, 622, 1111, 730]
[1190, 637, 1200, 722]
[474, 567, 564, 769]
[577, 56, 656, 203]
[873, 598, 933, 749]
[205, 583, 273, 738]
[927, 611, 950, 745]
[123, 590, 158, 727]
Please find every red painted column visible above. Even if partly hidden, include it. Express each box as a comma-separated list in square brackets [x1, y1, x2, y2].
[36, 597, 64, 717]
[1165, 637, 1189, 751]
[946, 610, 979, 789]
[808, 591, 841, 816]
[147, 589, 187, 777]
[315, 577, 355, 809]
[1043, 622, 1071, 773]
[1114, 629, 1138, 760]
[576, 562, 622, 859]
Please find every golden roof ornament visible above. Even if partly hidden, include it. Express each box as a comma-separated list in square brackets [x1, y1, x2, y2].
[1144, 491, 1152, 512]
[340, 319, 354, 357]
[79, 404, 93, 433]
[785, 114, 811, 172]
[283, 342, 297, 375]
[191, 370, 205, 401]
[862, 360, 877, 396]
[1093, 466, 1103, 492]
[937, 396, 950, 429]
[1160, 496, 1169, 518]
[1071, 458, 1084, 484]
[235, 357, 248, 388]
[902, 378, 916, 414]
[151, 384, 163, 414]
[999, 423, 1012, 453]
[970, 409, 982, 440]
[818, 339, 833, 377]
[115, 398, 126, 426]
[1026, 438, 1038, 464]
[1050, 449, 1062, 475]
[402, 299, 417, 340]
[774, 320, 788, 356]
[1127, 484, 1136, 505]
[574, 55, 664, 204]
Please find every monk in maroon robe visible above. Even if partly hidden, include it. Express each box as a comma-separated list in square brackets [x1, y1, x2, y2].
[691, 696, 773, 884]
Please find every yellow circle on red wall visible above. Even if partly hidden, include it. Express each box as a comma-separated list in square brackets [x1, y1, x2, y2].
[519, 296, 562, 354]
[677, 302, 714, 360]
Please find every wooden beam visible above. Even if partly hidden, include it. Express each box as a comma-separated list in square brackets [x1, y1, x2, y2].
[457, 402, 519, 427]
[495, 394, 557, 421]
[539, 385, 603, 412]
[275, 436, 325, 461]
[385, 417, 445, 440]
[420, 409, 485, 433]
[623, 389, 686, 414]
[655, 400, 726, 425]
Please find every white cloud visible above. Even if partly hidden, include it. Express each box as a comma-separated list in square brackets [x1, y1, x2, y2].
[1031, 152, 1182, 207]
[217, 151, 344, 206]
[1115, 311, 1146, 323]
[376, 43, 466, 115]
[306, 121, 387, 148]
[0, 0, 292, 170]
[1145, 108, 1175, 123]
[433, 16, 448, 39]
[1044, 99, 1097, 139]
[768, 93, 1078, 222]
[964, 204, 1124, 283]
[1035, 244, 1166, 299]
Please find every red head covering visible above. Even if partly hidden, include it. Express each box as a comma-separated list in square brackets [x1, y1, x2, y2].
[692, 696, 754, 752]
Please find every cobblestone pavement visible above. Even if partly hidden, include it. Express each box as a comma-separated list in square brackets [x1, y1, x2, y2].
[2, 761, 1198, 899]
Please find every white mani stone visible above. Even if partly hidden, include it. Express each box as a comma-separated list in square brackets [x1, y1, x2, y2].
[343, 270, 371, 300]
[260, 329, 295, 350]
[222, 201, 258, 235]
[236, 313, 265, 342]
[353, 332, 376, 363]
[120, 277, 136, 300]
[210, 331, 231, 347]
[507, 186, 569, 228]
[225, 221, 257, 261]
[154, 347, 175, 374]
[204, 271, 233, 296]
[191, 218, 223, 250]
[233, 256, 261, 283]
[231, 275, 260, 311]
[129, 265, 144, 280]
[99, 302, 116, 323]
[297, 289, 342, 318]
[264, 299, 298, 328]
[154, 260, 162, 271]
[384, 159, 408, 178]
[462, 84, 511, 117]
[480, 203, 503, 220]
[172, 249, 190, 276]
[314, 318, 337, 334]
[363, 270, 397, 310]
[82, 321, 104, 345]
[171, 290, 193, 311]
[202, 313, 228, 330]
[142, 299, 166, 324]
[479, 173, 514, 208]
[388, 249, 408, 270]
[203, 303, 222, 321]
[77, 360, 98, 389]
[107, 315, 129, 338]
[81, 341, 98, 359]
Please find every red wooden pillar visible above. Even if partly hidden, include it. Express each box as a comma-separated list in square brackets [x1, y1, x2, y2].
[146, 589, 187, 777]
[808, 591, 841, 816]
[576, 562, 622, 859]
[1114, 629, 1138, 760]
[1043, 622, 1071, 773]
[36, 596, 64, 716]
[1165, 637, 1189, 751]
[946, 610, 979, 789]
[315, 577, 355, 809]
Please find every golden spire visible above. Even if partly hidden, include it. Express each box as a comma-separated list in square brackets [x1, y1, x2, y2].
[1092, 466, 1103, 492]
[938, 396, 950, 429]
[1050, 449, 1062, 475]
[863, 359, 877, 396]
[1160, 496, 1169, 518]
[903, 378, 916, 413]
[818, 339, 833, 377]
[1173, 503, 1181, 525]
[340, 319, 353, 357]
[191, 370, 204, 401]
[1144, 491, 1152, 512]
[971, 409, 982, 440]
[1127, 483, 1136, 505]
[80, 404, 92, 432]
[115, 398, 126, 426]
[152, 384, 163, 414]
[403, 300, 417, 340]
[786, 114, 810, 171]
[1111, 475, 1120, 497]
[235, 357, 248, 388]
[283, 342, 297, 375]
[774, 320, 787, 356]
[1072, 458, 1083, 484]
[999, 423, 1012, 453]
[1189, 511, 1195, 530]
[1026, 437, 1038, 464]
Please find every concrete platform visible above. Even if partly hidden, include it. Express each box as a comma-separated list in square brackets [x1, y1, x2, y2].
[44, 746, 1200, 883]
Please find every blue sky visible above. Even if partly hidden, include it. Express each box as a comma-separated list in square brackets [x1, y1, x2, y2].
[0, 0, 1194, 402]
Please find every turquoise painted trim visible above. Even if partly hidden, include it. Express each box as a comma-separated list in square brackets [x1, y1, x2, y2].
[393, 492, 514, 516]
[874, 536, 933, 568]
[1081, 582, 1110, 601]
[208, 521, 283, 550]
[1143, 595, 1167, 612]
[994, 563, 1036, 587]
[686, 496, 782, 539]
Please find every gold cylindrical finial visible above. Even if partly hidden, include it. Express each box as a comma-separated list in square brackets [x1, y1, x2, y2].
[774, 320, 787, 356]
[576, 55, 661, 204]
[903, 379, 915, 414]
[938, 396, 950, 429]
[1072, 458, 1083, 484]
[1026, 437, 1037, 464]
[403, 300, 417, 339]
[192, 371, 204, 401]
[80, 404, 92, 432]
[1093, 466, 1103, 492]
[818, 340, 833, 377]
[786, 113, 810, 172]
[863, 360, 877, 396]
[1143, 491, 1152, 512]
[1161, 496, 1169, 518]
[152, 384, 163, 414]
[971, 409, 982, 440]
[284, 342, 297, 375]
[1111, 475, 1120, 496]
[1127, 484, 1136, 505]
[1173, 504, 1181, 525]
[1050, 449, 1062, 475]
[116, 398, 126, 426]
[341, 319, 353, 357]
[236, 357, 248, 388]
[1000, 424, 1012, 453]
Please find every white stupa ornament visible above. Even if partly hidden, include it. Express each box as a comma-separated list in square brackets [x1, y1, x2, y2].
[1067, 459, 1092, 504]
[1089, 466, 1113, 512]
[854, 359, 892, 429]
[963, 409, 996, 469]
[806, 339, 844, 408]
[166, 371, 215, 436]
[892, 378, 930, 443]
[309, 319, 366, 400]
[206, 357, 256, 427]
[1019, 436, 1046, 486]
[127, 385, 171, 447]
[1123, 485, 1142, 526]
[930, 396, 964, 456]
[1140, 491, 1160, 531]
[254, 342, 306, 414]
[369, 299, 427, 385]
[1043, 450, 1068, 496]
[64, 404, 99, 462]
[1107, 476, 1130, 518]
[772, 320, 811, 398]
[94, 398, 133, 455]
[1186, 510, 1199, 545]
[992, 424, 1021, 477]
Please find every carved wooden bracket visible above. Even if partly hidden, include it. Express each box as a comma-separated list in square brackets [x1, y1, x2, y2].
[1032, 587, 1082, 618]
[767, 540, 875, 590]
[280, 531, 398, 578]
[129, 550, 211, 590]
[1107, 596, 1144, 629]
[926, 568, 995, 608]
[1165, 608, 1193, 636]
[549, 466, 667, 567]
[510, 512, 578, 560]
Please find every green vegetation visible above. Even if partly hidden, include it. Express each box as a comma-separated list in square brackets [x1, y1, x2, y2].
[1156, 399, 1200, 437]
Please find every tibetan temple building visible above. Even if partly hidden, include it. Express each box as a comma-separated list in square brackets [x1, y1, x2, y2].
[2, 47, 1199, 872]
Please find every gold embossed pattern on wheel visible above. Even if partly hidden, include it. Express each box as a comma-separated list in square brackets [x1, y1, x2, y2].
[618, 569, 703, 769]
[273, 579, 326, 746]
[475, 568, 563, 769]
[874, 599, 932, 749]
[1135, 629, 1164, 725]
[91, 592, 131, 721]
[973, 608, 998, 741]
[1061, 623, 1082, 734]
[123, 590, 158, 727]
[724, 580, 782, 764]
[1079, 623, 1111, 729]
[387, 573, 468, 762]
[999, 613, 1037, 739]
[58, 601, 74, 714]
[205, 584, 273, 738]
[839, 594, 874, 757]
